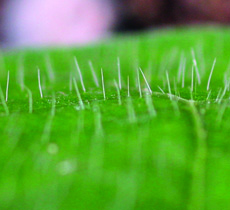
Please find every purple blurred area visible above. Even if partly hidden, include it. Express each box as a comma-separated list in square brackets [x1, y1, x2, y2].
[1, 0, 230, 47]
[1, 0, 115, 47]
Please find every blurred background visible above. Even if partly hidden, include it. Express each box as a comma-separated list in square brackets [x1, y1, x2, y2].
[0, 0, 230, 47]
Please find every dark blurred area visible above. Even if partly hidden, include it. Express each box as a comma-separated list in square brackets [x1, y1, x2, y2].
[1, 0, 230, 47]
[115, 0, 230, 31]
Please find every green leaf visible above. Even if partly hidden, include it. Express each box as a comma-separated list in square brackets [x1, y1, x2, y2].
[0, 27, 230, 210]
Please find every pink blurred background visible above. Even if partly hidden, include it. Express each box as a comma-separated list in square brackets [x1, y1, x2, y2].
[1, 0, 230, 47]
[2, 0, 115, 47]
